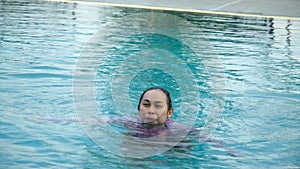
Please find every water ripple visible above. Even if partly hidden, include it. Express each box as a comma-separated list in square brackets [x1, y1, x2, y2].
[1, 1, 300, 168]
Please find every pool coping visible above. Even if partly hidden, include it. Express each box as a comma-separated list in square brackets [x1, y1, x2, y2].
[46, 0, 300, 21]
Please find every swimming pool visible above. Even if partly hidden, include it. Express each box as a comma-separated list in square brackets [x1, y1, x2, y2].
[0, 0, 299, 168]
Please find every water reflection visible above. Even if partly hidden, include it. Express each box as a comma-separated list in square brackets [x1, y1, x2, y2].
[0, 0, 299, 168]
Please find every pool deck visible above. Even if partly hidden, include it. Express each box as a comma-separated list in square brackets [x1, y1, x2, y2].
[50, 0, 300, 20]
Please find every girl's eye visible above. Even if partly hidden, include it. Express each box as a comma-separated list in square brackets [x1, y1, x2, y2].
[143, 103, 150, 107]
[155, 105, 163, 108]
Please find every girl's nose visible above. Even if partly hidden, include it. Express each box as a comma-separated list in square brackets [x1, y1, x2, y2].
[148, 106, 155, 114]
[147, 111, 155, 115]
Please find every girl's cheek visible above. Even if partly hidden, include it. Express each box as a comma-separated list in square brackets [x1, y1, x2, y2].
[140, 107, 147, 112]
[157, 110, 165, 117]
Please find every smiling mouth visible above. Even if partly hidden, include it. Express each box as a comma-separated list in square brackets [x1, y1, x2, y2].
[146, 117, 155, 121]
[144, 117, 156, 123]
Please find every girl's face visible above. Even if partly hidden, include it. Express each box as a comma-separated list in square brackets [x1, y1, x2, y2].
[139, 89, 173, 125]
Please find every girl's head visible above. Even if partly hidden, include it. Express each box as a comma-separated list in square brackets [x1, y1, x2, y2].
[138, 87, 173, 124]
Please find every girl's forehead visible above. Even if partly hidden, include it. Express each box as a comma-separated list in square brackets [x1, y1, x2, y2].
[143, 89, 166, 101]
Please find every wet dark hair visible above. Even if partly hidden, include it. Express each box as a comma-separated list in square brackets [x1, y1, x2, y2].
[138, 87, 173, 111]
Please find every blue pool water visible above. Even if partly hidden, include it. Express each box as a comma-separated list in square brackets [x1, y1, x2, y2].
[1, 0, 300, 168]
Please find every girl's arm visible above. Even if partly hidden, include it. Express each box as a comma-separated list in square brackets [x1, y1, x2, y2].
[31, 115, 136, 125]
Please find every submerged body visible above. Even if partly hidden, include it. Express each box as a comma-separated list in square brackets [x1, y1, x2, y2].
[34, 115, 241, 156]
[104, 116, 199, 139]
[33, 87, 243, 156]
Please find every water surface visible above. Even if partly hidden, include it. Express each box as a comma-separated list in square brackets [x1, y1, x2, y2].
[0, 0, 299, 168]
